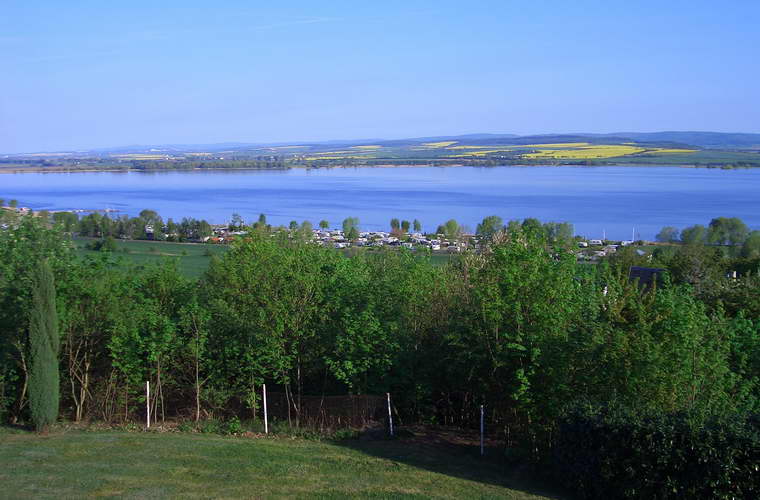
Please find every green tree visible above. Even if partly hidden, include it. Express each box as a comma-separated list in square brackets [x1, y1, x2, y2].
[544, 222, 574, 245]
[229, 213, 244, 231]
[319, 220, 329, 230]
[740, 231, 760, 259]
[681, 224, 707, 245]
[289, 220, 298, 231]
[342, 217, 359, 236]
[476, 215, 504, 241]
[298, 221, 314, 240]
[656, 226, 680, 243]
[413, 219, 422, 233]
[390, 218, 400, 231]
[28, 260, 60, 431]
[441, 219, 460, 240]
[708, 217, 749, 246]
[401, 220, 410, 233]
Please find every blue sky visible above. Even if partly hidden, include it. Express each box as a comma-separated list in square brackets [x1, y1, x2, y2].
[2, 1, 759, 153]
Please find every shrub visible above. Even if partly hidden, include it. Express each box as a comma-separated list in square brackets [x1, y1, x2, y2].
[551, 404, 760, 499]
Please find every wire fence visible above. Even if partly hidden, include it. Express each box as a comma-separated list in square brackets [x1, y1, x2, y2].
[265, 392, 387, 429]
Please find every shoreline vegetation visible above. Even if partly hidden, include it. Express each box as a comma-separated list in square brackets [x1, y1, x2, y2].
[1, 161, 759, 174]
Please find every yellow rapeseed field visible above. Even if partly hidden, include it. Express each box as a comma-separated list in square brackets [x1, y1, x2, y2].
[421, 141, 458, 148]
[351, 145, 381, 150]
[522, 144, 697, 159]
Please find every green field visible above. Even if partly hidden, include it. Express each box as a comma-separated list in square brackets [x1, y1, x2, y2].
[0, 429, 558, 499]
[74, 238, 228, 278]
[75, 238, 459, 278]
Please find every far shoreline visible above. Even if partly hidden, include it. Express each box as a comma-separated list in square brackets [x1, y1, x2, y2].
[0, 162, 755, 175]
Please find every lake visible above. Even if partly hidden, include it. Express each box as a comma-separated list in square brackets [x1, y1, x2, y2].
[1, 166, 759, 240]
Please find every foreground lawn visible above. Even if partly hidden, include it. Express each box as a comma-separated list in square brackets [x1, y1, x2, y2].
[0, 430, 559, 499]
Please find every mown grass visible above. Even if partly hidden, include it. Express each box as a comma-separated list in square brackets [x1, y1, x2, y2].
[75, 239, 458, 279]
[0, 429, 559, 499]
[74, 238, 228, 278]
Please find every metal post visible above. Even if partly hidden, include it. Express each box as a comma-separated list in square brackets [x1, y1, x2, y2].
[387, 393, 394, 437]
[480, 404, 484, 456]
[263, 383, 269, 434]
[146, 381, 150, 429]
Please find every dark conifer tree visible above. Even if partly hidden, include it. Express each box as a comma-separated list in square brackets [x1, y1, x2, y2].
[28, 259, 60, 432]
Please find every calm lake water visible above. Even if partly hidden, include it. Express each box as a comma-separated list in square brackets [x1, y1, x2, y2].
[2, 166, 759, 240]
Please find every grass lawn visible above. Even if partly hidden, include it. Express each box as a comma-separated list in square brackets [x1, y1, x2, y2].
[74, 238, 228, 278]
[75, 238, 459, 279]
[0, 429, 561, 499]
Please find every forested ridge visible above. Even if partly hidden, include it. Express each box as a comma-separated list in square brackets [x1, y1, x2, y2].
[1, 213, 759, 497]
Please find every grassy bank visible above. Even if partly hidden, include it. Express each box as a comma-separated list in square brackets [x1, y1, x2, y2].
[0, 429, 559, 499]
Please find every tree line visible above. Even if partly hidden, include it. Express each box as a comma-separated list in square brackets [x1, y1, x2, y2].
[1, 213, 758, 432]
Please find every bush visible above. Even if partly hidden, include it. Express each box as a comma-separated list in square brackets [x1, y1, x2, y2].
[551, 404, 760, 499]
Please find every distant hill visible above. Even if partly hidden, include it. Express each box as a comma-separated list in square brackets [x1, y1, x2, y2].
[5, 131, 760, 159]
[603, 132, 760, 150]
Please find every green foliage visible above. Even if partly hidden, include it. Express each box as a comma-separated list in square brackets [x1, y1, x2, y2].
[28, 260, 60, 431]
[475, 215, 503, 241]
[680, 224, 707, 245]
[342, 217, 359, 235]
[741, 231, 760, 259]
[2, 211, 760, 500]
[552, 404, 760, 499]
[656, 225, 680, 243]
[708, 216, 749, 246]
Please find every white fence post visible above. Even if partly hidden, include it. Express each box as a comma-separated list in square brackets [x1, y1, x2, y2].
[263, 383, 269, 434]
[480, 404, 484, 456]
[146, 381, 150, 429]
[387, 393, 394, 437]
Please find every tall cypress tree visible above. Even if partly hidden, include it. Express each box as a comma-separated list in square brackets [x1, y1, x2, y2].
[28, 259, 59, 432]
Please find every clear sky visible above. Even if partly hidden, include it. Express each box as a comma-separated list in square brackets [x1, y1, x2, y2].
[2, 1, 760, 153]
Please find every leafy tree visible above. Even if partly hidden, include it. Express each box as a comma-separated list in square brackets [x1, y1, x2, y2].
[476, 215, 504, 241]
[521, 217, 543, 234]
[401, 220, 410, 233]
[544, 222, 574, 245]
[342, 217, 359, 236]
[656, 226, 680, 243]
[413, 219, 422, 233]
[319, 220, 329, 230]
[390, 218, 400, 231]
[298, 221, 313, 240]
[28, 260, 60, 431]
[740, 231, 760, 259]
[346, 226, 359, 241]
[438, 219, 460, 240]
[0, 216, 73, 423]
[708, 217, 749, 246]
[681, 224, 707, 245]
[289, 220, 298, 231]
[229, 213, 244, 231]
[52, 212, 79, 232]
